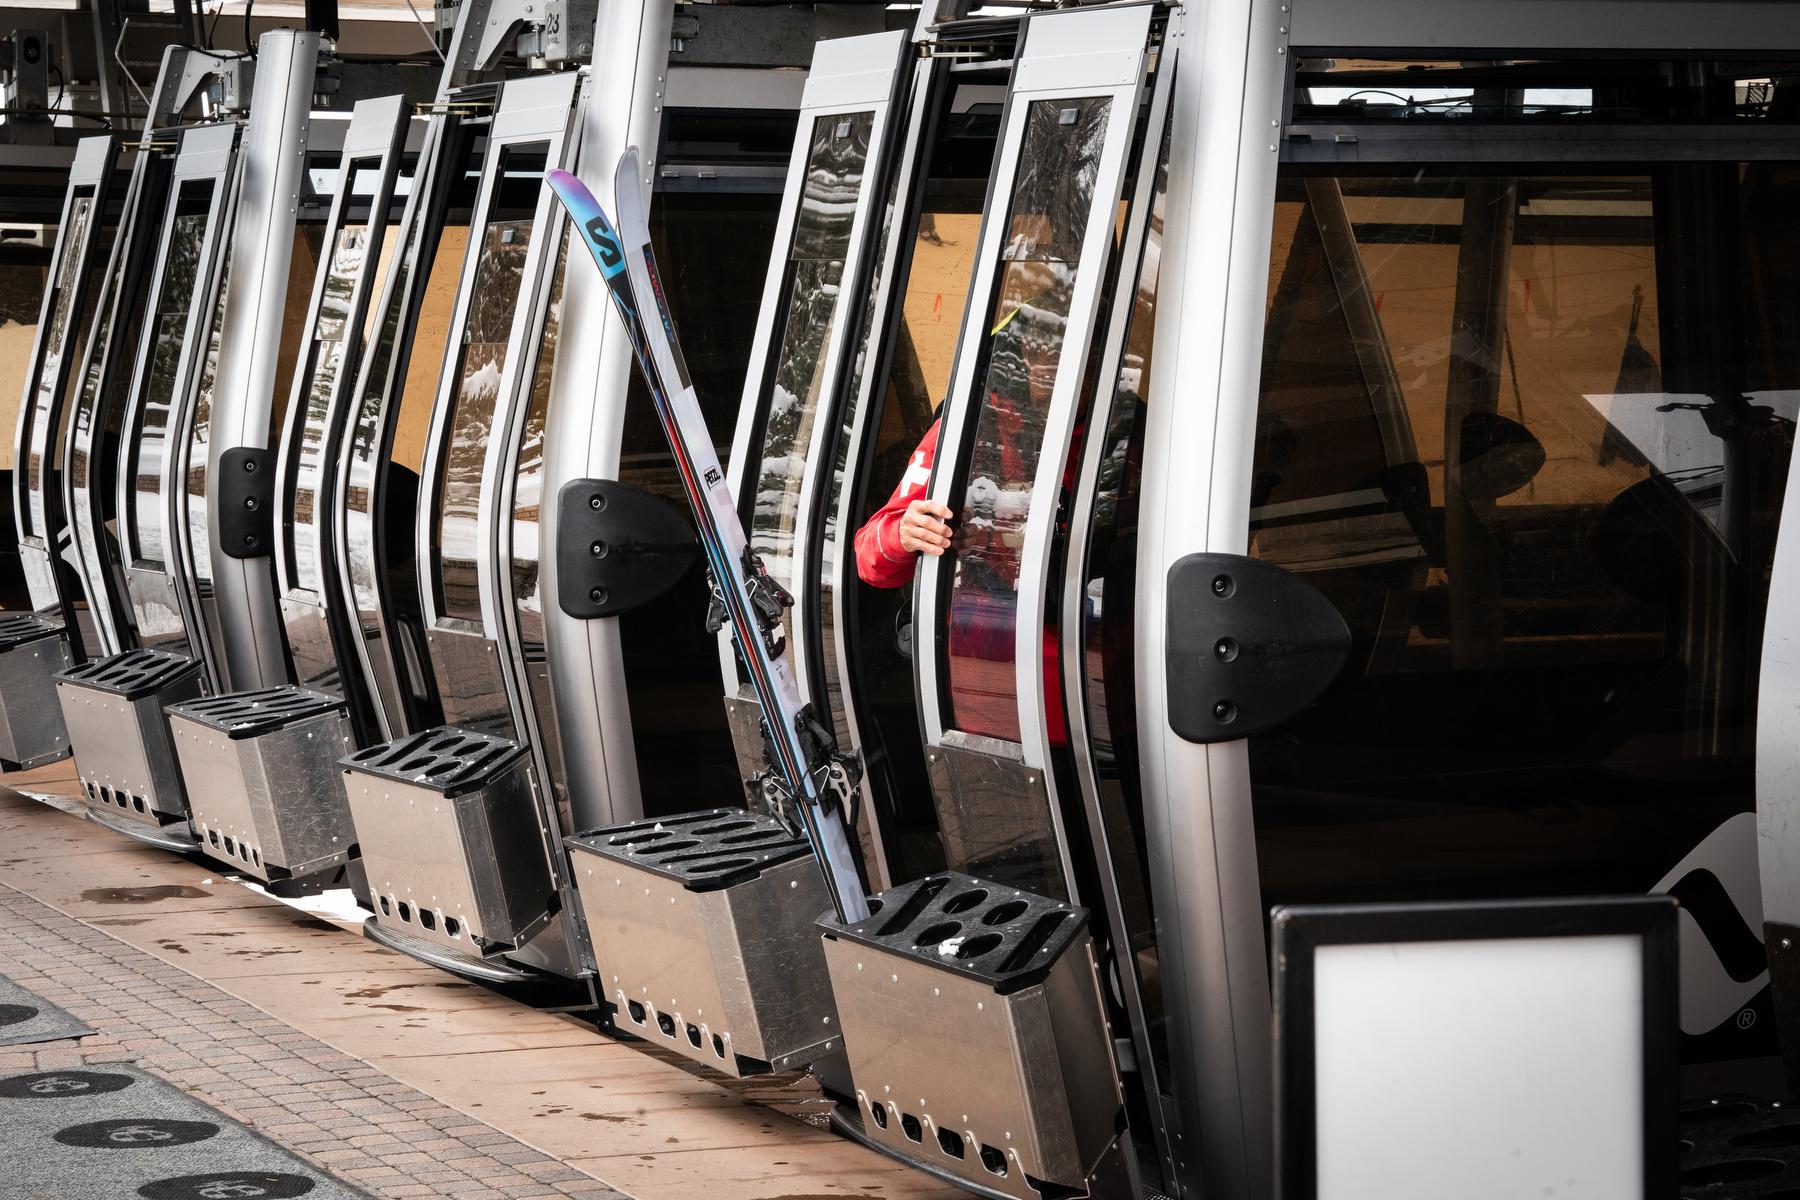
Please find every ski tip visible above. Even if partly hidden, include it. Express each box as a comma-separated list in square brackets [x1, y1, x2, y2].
[544, 168, 594, 207]
[615, 145, 642, 195]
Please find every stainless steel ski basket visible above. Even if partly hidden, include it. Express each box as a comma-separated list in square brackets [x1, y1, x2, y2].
[818, 872, 1122, 1200]
[566, 808, 842, 1078]
[56, 648, 205, 836]
[340, 725, 553, 955]
[168, 686, 356, 881]
[0, 613, 73, 769]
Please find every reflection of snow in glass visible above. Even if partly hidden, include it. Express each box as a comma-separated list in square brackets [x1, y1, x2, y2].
[747, 109, 874, 670]
[435, 216, 532, 624]
[289, 223, 360, 596]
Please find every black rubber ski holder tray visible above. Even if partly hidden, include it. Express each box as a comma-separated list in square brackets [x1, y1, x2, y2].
[339, 724, 526, 799]
[168, 686, 346, 740]
[556, 478, 698, 619]
[56, 648, 203, 701]
[219, 446, 276, 559]
[0, 612, 66, 651]
[1165, 551, 1351, 744]
[818, 870, 1088, 996]
[566, 807, 813, 893]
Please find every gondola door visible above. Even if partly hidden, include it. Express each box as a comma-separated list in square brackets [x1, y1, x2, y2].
[13, 135, 119, 658]
[415, 70, 580, 739]
[914, 3, 1156, 901]
[719, 29, 911, 838]
[65, 134, 176, 658]
[116, 121, 239, 665]
[274, 97, 412, 741]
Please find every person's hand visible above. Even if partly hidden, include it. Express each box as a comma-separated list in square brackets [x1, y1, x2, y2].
[898, 499, 955, 557]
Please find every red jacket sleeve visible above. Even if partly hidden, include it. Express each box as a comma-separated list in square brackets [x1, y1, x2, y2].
[854, 419, 941, 589]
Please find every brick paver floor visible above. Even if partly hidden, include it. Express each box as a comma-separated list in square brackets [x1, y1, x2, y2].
[0, 881, 625, 1200]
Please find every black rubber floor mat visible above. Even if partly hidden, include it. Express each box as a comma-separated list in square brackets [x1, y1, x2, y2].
[0, 1063, 372, 1199]
[0, 972, 92, 1047]
[1681, 1095, 1800, 1198]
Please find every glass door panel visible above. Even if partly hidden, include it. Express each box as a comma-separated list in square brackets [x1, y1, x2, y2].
[288, 222, 367, 595]
[945, 96, 1110, 743]
[431, 191, 537, 626]
[21, 193, 94, 546]
[126, 192, 211, 574]
[748, 110, 875, 605]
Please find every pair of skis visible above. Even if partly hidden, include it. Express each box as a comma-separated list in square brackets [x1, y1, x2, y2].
[547, 150, 872, 925]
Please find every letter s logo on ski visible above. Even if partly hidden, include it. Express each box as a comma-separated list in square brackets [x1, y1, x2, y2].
[584, 216, 626, 279]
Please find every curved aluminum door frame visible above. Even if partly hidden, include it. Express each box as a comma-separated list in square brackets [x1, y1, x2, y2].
[1131, 1, 1293, 1196]
[113, 119, 239, 664]
[200, 29, 325, 693]
[483, 71, 590, 895]
[12, 134, 119, 633]
[161, 123, 247, 689]
[910, 5, 1154, 916]
[272, 94, 412, 711]
[1056, 35, 1179, 1191]
[63, 138, 161, 657]
[329, 108, 459, 742]
[535, 0, 676, 833]
[915, 4, 1154, 768]
[718, 29, 913, 708]
[817, 50, 946, 891]
[412, 70, 582, 668]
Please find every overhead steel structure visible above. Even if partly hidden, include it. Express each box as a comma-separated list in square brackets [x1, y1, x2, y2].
[10, 1, 1800, 1198]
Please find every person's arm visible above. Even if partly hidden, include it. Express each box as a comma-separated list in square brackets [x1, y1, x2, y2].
[855, 420, 946, 588]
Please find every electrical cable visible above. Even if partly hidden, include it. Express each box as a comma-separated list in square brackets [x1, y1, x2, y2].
[243, 0, 257, 58]
[38, 62, 109, 127]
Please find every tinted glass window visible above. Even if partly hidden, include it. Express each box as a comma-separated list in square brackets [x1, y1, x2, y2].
[944, 96, 1110, 742]
[431, 146, 544, 626]
[1248, 169, 1798, 1049]
[128, 186, 212, 569]
[287, 220, 369, 594]
[748, 110, 874, 605]
[22, 193, 93, 540]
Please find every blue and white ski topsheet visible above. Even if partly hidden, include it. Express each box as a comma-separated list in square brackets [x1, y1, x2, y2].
[546, 150, 871, 923]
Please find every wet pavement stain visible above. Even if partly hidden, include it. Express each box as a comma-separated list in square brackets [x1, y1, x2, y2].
[226, 948, 304, 959]
[368, 1003, 427, 1012]
[581, 1113, 634, 1123]
[80, 885, 210, 903]
[86, 917, 153, 926]
[289, 915, 342, 934]
[344, 980, 477, 999]
[344, 982, 430, 999]
[155, 939, 190, 955]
